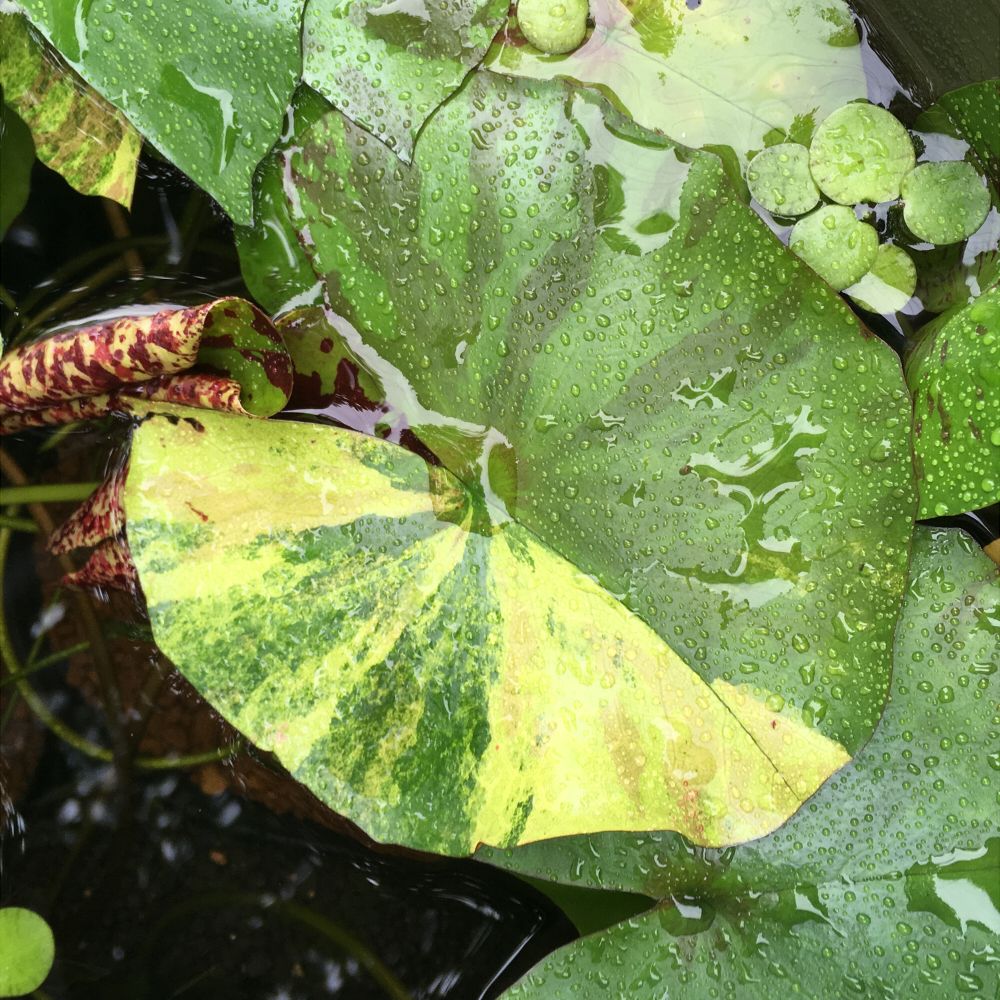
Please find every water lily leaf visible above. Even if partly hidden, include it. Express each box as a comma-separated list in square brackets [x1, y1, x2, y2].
[915, 79, 1000, 192]
[483, 0, 866, 162]
[906, 285, 1000, 518]
[516, 0, 589, 55]
[0, 100, 33, 238]
[901, 161, 991, 246]
[481, 527, 1000, 1000]
[845, 242, 916, 315]
[789, 204, 879, 290]
[808, 102, 915, 206]
[745, 142, 819, 217]
[235, 86, 330, 316]
[241, 71, 916, 764]
[0, 907, 55, 996]
[125, 408, 855, 855]
[0, 299, 293, 430]
[913, 242, 1000, 314]
[302, 0, 508, 161]
[0, 12, 139, 209]
[17, 0, 306, 224]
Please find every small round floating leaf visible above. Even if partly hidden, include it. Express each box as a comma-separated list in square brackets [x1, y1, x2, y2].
[746, 142, 820, 216]
[845, 243, 917, 314]
[0, 907, 55, 996]
[789, 205, 879, 289]
[516, 0, 588, 54]
[809, 102, 916, 204]
[901, 160, 991, 245]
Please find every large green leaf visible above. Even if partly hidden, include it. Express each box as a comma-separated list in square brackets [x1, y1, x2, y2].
[481, 527, 1000, 999]
[125, 408, 853, 855]
[302, 0, 509, 161]
[906, 285, 1000, 518]
[241, 71, 916, 761]
[484, 0, 866, 162]
[17, 0, 306, 223]
[0, 12, 139, 208]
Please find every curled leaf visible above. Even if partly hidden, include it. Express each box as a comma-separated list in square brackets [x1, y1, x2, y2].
[48, 465, 126, 556]
[0, 298, 292, 430]
[62, 536, 137, 591]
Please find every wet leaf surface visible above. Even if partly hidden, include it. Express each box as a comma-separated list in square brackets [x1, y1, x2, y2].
[241, 70, 916, 761]
[0, 12, 139, 209]
[302, 0, 508, 161]
[17, 0, 306, 223]
[850, 0, 1000, 109]
[125, 408, 852, 856]
[484, 0, 866, 163]
[481, 527, 1000, 1000]
[907, 285, 1000, 519]
[915, 79, 1000, 192]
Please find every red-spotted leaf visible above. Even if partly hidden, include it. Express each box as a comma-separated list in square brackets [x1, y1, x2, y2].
[0, 298, 293, 431]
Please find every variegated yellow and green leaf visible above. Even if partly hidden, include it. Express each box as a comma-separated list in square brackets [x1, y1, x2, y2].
[125, 408, 852, 856]
[16, 0, 306, 224]
[0, 12, 139, 208]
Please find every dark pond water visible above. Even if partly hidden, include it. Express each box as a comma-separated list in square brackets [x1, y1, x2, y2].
[1, 5, 998, 1000]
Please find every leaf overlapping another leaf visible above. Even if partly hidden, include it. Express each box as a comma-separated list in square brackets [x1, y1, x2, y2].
[125, 408, 852, 855]
[906, 285, 1000, 519]
[302, 0, 509, 161]
[482, 527, 1000, 999]
[17, 0, 307, 223]
[240, 70, 917, 767]
[0, 12, 139, 209]
[484, 0, 867, 163]
[0, 298, 293, 431]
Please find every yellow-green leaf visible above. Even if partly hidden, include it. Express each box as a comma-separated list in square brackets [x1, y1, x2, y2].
[0, 12, 139, 208]
[125, 409, 851, 856]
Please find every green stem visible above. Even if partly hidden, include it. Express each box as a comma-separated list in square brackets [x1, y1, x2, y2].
[1, 482, 100, 504]
[38, 422, 85, 453]
[0, 282, 17, 313]
[12, 257, 130, 345]
[0, 514, 38, 532]
[1, 641, 90, 689]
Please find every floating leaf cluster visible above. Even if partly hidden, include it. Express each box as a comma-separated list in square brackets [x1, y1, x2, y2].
[748, 100, 994, 314]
